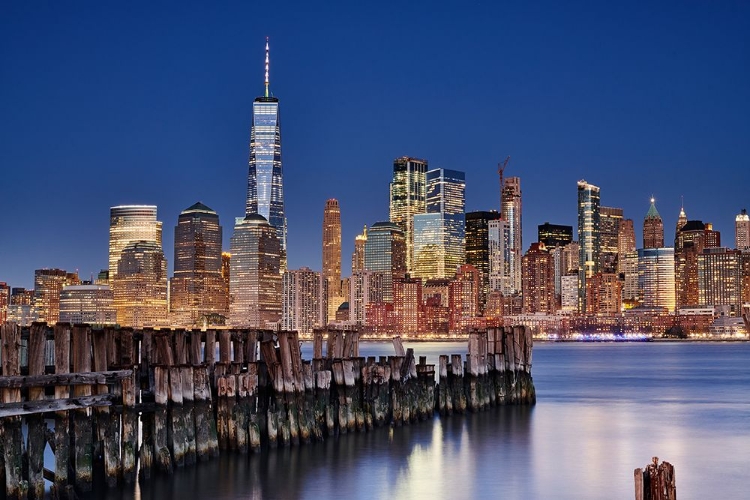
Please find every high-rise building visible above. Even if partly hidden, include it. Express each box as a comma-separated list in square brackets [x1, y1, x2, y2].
[109, 205, 162, 282]
[465, 211, 501, 310]
[620, 252, 640, 308]
[488, 218, 512, 295]
[643, 198, 664, 249]
[448, 264, 480, 334]
[675, 220, 721, 307]
[698, 247, 744, 316]
[322, 199, 345, 320]
[349, 270, 386, 325]
[501, 177, 522, 294]
[282, 267, 326, 334]
[352, 225, 368, 274]
[585, 273, 622, 315]
[600, 206, 623, 273]
[393, 277, 422, 336]
[59, 284, 117, 325]
[675, 204, 688, 245]
[34, 269, 80, 324]
[538, 223, 573, 248]
[113, 241, 168, 327]
[246, 39, 287, 270]
[736, 209, 750, 250]
[638, 247, 675, 312]
[364, 221, 406, 303]
[389, 156, 428, 272]
[560, 274, 579, 312]
[221, 252, 231, 303]
[521, 243, 555, 314]
[577, 180, 601, 313]
[412, 168, 466, 280]
[229, 214, 282, 328]
[170, 202, 227, 327]
[617, 219, 636, 273]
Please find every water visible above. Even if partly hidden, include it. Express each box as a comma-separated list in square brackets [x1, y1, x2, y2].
[102, 341, 750, 499]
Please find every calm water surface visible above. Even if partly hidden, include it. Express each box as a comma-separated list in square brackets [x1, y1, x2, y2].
[106, 342, 750, 500]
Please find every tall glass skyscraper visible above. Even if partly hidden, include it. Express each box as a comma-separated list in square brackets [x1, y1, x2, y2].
[501, 176, 522, 294]
[465, 211, 501, 310]
[364, 221, 406, 303]
[577, 180, 601, 313]
[390, 156, 428, 273]
[246, 38, 286, 269]
[109, 205, 163, 281]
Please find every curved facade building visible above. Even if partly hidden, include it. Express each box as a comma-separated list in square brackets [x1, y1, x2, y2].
[109, 205, 162, 281]
[113, 240, 168, 327]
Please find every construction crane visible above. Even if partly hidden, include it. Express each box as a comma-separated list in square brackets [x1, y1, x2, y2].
[497, 155, 510, 211]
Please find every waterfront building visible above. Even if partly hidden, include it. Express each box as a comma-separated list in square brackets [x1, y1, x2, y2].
[109, 205, 162, 282]
[488, 219, 512, 295]
[364, 221, 406, 303]
[675, 220, 721, 307]
[352, 226, 367, 274]
[389, 156, 428, 272]
[585, 273, 622, 315]
[560, 273, 579, 312]
[34, 268, 80, 324]
[170, 202, 227, 327]
[246, 38, 287, 270]
[448, 264, 480, 334]
[282, 267, 326, 335]
[322, 199, 345, 320]
[229, 214, 282, 328]
[617, 219, 636, 273]
[113, 241, 168, 328]
[736, 209, 750, 250]
[393, 277, 422, 336]
[501, 177, 522, 294]
[465, 211, 501, 310]
[600, 206, 623, 273]
[59, 284, 116, 325]
[697, 247, 744, 316]
[412, 168, 465, 281]
[577, 180, 601, 313]
[349, 270, 386, 326]
[620, 252, 640, 308]
[638, 247, 676, 312]
[643, 198, 664, 249]
[521, 243, 555, 314]
[537, 222, 573, 248]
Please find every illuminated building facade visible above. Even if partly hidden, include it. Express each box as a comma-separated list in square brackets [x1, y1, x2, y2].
[364, 221, 406, 303]
[113, 241, 168, 328]
[389, 156, 427, 273]
[488, 219, 512, 295]
[643, 198, 664, 249]
[34, 268, 80, 324]
[501, 177, 522, 294]
[698, 247, 744, 315]
[620, 252, 640, 308]
[736, 209, 750, 250]
[560, 274, 579, 312]
[393, 277, 422, 336]
[448, 264, 480, 334]
[0, 282, 8, 323]
[349, 270, 386, 325]
[577, 180, 601, 313]
[638, 247, 675, 312]
[600, 206, 623, 273]
[229, 214, 282, 328]
[246, 39, 287, 270]
[537, 223, 573, 248]
[170, 202, 227, 327]
[585, 273, 621, 315]
[618, 218, 636, 273]
[322, 199, 345, 320]
[412, 168, 466, 280]
[109, 205, 162, 283]
[675, 205, 688, 244]
[352, 226, 367, 274]
[675, 220, 720, 307]
[465, 211, 501, 309]
[59, 284, 116, 325]
[282, 267, 326, 334]
[521, 243, 555, 314]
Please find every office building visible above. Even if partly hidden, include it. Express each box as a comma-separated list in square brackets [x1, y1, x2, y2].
[448, 264, 480, 334]
[577, 180, 601, 313]
[465, 211, 501, 310]
[698, 248, 744, 316]
[322, 199, 345, 320]
[675, 220, 721, 307]
[113, 241, 168, 327]
[246, 38, 287, 270]
[229, 214, 282, 328]
[521, 243, 555, 314]
[736, 209, 750, 250]
[59, 284, 117, 325]
[585, 273, 621, 315]
[352, 225, 367, 274]
[501, 176, 522, 294]
[618, 219, 636, 273]
[282, 267, 326, 334]
[389, 156, 428, 273]
[643, 198, 664, 249]
[488, 218, 512, 295]
[34, 269, 80, 324]
[638, 247, 675, 312]
[393, 277, 422, 336]
[364, 221, 406, 302]
[600, 206, 623, 273]
[538, 223, 573, 248]
[109, 205, 162, 282]
[349, 270, 386, 325]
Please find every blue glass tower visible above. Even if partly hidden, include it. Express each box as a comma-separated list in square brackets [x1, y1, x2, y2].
[247, 38, 286, 268]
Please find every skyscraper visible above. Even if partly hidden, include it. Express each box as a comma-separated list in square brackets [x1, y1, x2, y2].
[537, 222, 573, 248]
[170, 202, 227, 327]
[736, 209, 750, 250]
[675, 204, 688, 244]
[465, 211, 501, 309]
[577, 180, 601, 313]
[599, 206, 623, 273]
[229, 214, 282, 328]
[675, 220, 721, 307]
[352, 225, 367, 274]
[282, 267, 326, 334]
[501, 176, 522, 294]
[638, 247, 675, 312]
[488, 218, 512, 295]
[322, 199, 344, 320]
[643, 198, 664, 249]
[448, 265, 480, 334]
[59, 284, 116, 325]
[698, 248, 744, 315]
[34, 269, 80, 324]
[412, 168, 465, 280]
[109, 205, 162, 281]
[113, 241, 168, 327]
[246, 38, 286, 270]
[389, 156, 427, 272]
[364, 221, 406, 303]
[521, 243, 555, 314]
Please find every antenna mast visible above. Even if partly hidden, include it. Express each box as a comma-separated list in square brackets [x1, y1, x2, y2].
[264, 37, 270, 98]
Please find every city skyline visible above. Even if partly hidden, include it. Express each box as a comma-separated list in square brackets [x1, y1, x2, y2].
[2, 2, 749, 288]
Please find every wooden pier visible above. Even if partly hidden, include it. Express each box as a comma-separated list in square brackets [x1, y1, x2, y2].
[0, 322, 535, 499]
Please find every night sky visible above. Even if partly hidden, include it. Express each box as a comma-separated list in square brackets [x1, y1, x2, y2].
[1, 1, 748, 289]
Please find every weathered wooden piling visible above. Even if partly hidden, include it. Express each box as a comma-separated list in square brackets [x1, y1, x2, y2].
[2, 322, 27, 500]
[53, 323, 71, 497]
[72, 325, 93, 492]
[153, 365, 173, 474]
[634, 457, 676, 500]
[26, 323, 46, 499]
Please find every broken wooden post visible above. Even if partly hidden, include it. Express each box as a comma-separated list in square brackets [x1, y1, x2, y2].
[121, 367, 138, 483]
[72, 324, 93, 492]
[153, 365, 173, 474]
[634, 457, 676, 500]
[2, 322, 28, 500]
[26, 323, 47, 499]
[52, 323, 71, 496]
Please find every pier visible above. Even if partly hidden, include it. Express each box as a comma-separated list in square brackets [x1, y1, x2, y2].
[0, 322, 535, 499]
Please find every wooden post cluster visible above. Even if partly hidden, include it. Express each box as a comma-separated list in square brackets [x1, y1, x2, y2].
[0, 323, 536, 498]
[634, 457, 676, 500]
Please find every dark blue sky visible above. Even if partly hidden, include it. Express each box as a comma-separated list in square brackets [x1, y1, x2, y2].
[1, 1, 748, 288]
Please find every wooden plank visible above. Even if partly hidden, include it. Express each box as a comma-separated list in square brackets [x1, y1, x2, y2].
[2, 322, 25, 500]
[0, 394, 116, 418]
[0, 370, 133, 388]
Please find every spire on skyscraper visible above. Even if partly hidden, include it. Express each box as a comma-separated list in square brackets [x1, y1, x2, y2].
[264, 37, 270, 98]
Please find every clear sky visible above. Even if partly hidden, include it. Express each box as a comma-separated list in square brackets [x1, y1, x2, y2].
[1, 1, 748, 289]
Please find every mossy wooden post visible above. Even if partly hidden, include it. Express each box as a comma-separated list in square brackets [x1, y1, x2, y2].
[234, 373, 249, 454]
[168, 366, 186, 467]
[246, 363, 261, 452]
[313, 329, 324, 360]
[389, 356, 403, 425]
[290, 333, 311, 444]
[180, 366, 197, 465]
[438, 355, 450, 415]
[121, 368, 138, 483]
[2, 322, 27, 500]
[225, 375, 238, 451]
[93, 327, 120, 487]
[72, 324, 93, 492]
[52, 323, 71, 497]
[278, 332, 299, 446]
[27, 323, 47, 499]
[153, 365, 173, 474]
[193, 366, 217, 461]
[451, 354, 466, 413]
[314, 370, 333, 437]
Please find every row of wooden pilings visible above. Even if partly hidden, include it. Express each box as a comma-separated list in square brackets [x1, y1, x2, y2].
[0, 322, 535, 500]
